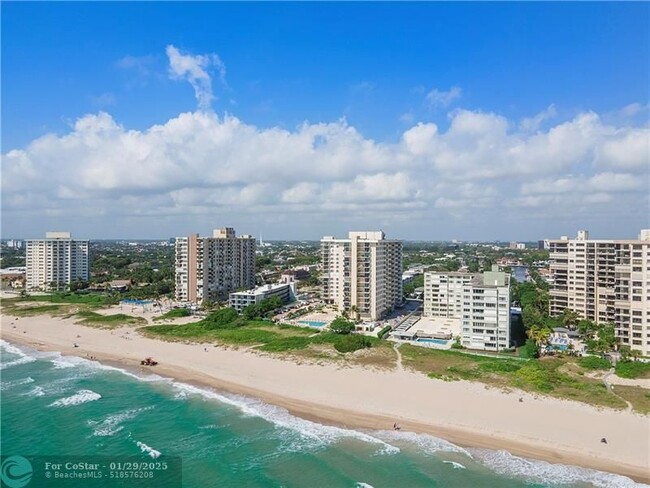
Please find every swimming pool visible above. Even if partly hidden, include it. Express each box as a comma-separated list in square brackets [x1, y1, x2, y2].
[299, 320, 327, 328]
[416, 338, 450, 345]
[120, 299, 154, 306]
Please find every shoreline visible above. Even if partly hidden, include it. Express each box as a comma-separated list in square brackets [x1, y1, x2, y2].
[2, 314, 649, 483]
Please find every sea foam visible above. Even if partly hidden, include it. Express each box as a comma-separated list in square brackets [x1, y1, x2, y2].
[49, 389, 102, 407]
[171, 382, 399, 454]
[471, 449, 647, 488]
[373, 430, 472, 457]
[1, 377, 34, 390]
[0, 340, 37, 370]
[88, 406, 154, 437]
[136, 441, 161, 459]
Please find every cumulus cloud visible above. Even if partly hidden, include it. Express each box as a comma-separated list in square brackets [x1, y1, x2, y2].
[425, 86, 462, 109]
[520, 104, 557, 132]
[2, 102, 648, 239]
[165, 45, 226, 110]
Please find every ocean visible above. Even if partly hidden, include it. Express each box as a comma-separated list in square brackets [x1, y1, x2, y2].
[0, 340, 644, 488]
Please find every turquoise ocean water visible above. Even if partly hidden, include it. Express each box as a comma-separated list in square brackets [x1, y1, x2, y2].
[1, 340, 644, 488]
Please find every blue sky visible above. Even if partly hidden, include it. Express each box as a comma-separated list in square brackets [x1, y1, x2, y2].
[2, 2, 649, 240]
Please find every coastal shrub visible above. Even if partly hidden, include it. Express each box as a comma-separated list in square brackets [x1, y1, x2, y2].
[615, 361, 650, 379]
[333, 334, 372, 353]
[377, 325, 392, 339]
[201, 308, 240, 329]
[329, 317, 355, 335]
[514, 363, 555, 392]
[76, 311, 146, 327]
[519, 339, 539, 359]
[153, 308, 191, 321]
[578, 356, 610, 370]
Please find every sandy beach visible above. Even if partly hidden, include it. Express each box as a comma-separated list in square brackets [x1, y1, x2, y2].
[2, 312, 649, 483]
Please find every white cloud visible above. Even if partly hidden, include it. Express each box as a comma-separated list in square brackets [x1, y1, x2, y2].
[165, 45, 226, 110]
[2, 102, 648, 239]
[520, 104, 557, 132]
[425, 86, 462, 109]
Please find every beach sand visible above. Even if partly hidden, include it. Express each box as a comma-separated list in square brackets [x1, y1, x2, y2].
[2, 312, 649, 483]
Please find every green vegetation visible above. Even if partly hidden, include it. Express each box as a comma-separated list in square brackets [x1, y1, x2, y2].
[615, 361, 650, 379]
[142, 309, 380, 356]
[403, 274, 424, 297]
[75, 310, 147, 328]
[519, 339, 539, 358]
[329, 317, 355, 335]
[5, 304, 71, 316]
[400, 344, 630, 410]
[18, 292, 111, 305]
[242, 296, 283, 320]
[578, 356, 611, 370]
[377, 325, 392, 339]
[614, 386, 650, 415]
[153, 308, 191, 321]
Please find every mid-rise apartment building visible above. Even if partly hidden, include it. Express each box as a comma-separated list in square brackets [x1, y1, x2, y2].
[462, 269, 511, 351]
[424, 272, 473, 318]
[424, 267, 511, 351]
[26, 232, 89, 291]
[321, 231, 403, 321]
[175, 228, 256, 303]
[548, 229, 650, 355]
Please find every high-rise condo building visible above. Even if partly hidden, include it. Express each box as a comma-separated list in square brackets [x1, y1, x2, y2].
[548, 229, 650, 355]
[321, 231, 403, 321]
[175, 228, 256, 303]
[26, 232, 89, 291]
[423, 267, 511, 351]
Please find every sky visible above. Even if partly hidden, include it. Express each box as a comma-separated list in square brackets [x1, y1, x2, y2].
[2, 2, 649, 241]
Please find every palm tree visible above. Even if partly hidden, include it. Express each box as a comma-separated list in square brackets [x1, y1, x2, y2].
[562, 309, 580, 330]
[527, 326, 551, 349]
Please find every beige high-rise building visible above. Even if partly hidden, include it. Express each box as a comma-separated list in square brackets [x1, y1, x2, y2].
[26, 232, 89, 291]
[548, 229, 650, 355]
[175, 228, 256, 303]
[321, 231, 403, 321]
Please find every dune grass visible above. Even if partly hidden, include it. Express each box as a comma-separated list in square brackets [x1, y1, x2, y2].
[75, 311, 147, 329]
[152, 308, 191, 321]
[615, 361, 650, 379]
[613, 386, 650, 415]
[400, 345, 629, 411]
[141, 311, 384, 357]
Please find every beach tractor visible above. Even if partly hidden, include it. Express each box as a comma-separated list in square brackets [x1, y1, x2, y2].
[140, 357, 158, 366]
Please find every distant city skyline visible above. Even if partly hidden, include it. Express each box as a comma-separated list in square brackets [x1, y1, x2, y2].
[2, 3, 648, 241]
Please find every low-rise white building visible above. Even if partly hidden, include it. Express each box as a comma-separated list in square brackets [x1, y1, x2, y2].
[229, 282, 296, 313]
